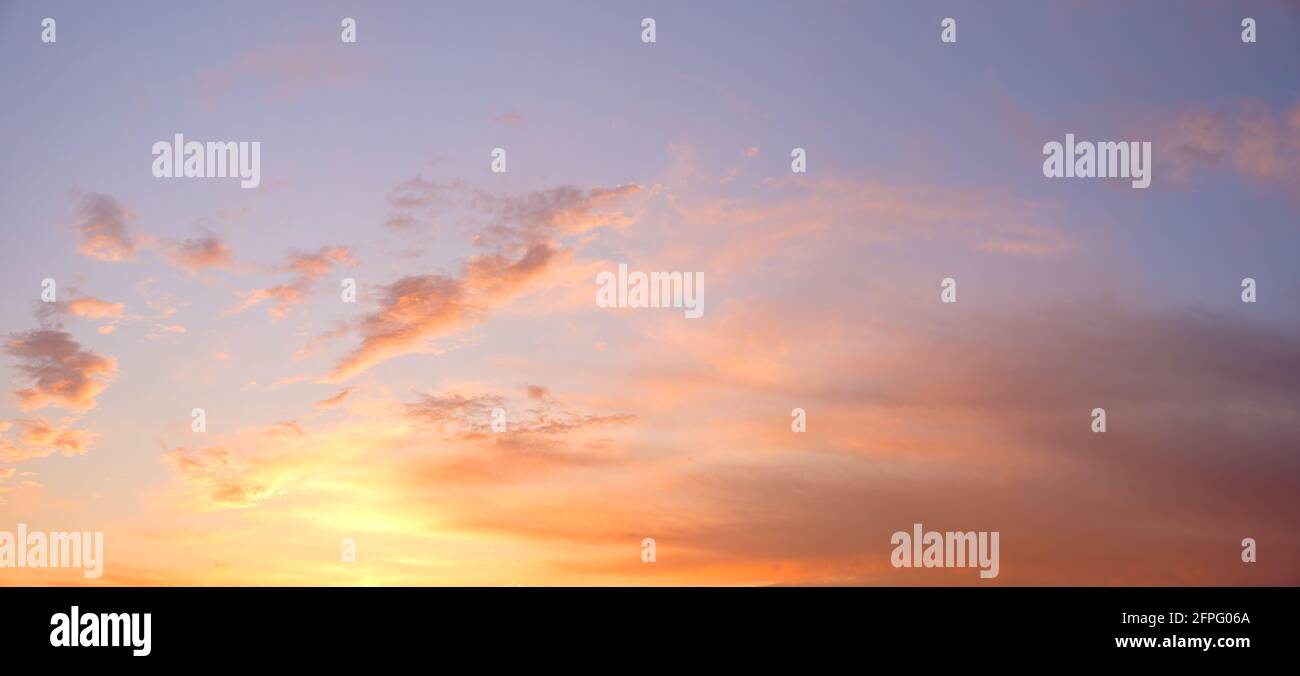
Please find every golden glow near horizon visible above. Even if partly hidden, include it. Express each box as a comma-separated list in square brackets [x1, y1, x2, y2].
[3, 2, 1299, 587]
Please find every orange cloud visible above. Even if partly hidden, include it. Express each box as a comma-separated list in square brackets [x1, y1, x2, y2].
[67, 297, 126, 320]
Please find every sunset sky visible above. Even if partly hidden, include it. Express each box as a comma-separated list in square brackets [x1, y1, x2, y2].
[1, 0, 1298, 586]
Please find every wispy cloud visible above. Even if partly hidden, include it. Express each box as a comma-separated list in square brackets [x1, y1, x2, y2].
[196, 33, 372, 104]
[228, 246, 357, 319]
[1163, 100, 1300, 191]
[161, 445, 279, 508]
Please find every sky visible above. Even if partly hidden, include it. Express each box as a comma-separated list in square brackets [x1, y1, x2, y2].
[1, 0, 1298, 586]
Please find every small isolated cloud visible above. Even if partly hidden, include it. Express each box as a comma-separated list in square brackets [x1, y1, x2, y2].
[314, 386, 354, 409]
[385, 177, 454, 210]
[164, 232, 236, 271]
[67, 297, 126, 320]
[493, 110, 526, 128]
[38, 294, 127, 323]
[147, 324, 187, 339]
[4, 329, 117, 411]
[70, 193, 137, 262]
